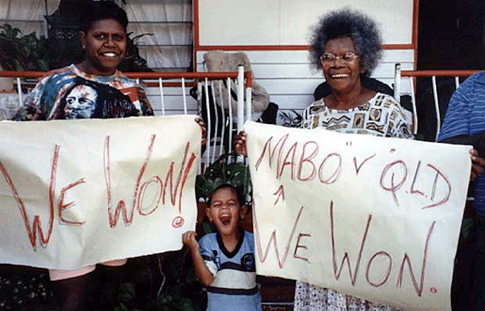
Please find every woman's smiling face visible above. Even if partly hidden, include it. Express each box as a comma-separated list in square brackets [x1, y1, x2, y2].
[322, 37, 364, 95]
[80, 18, 127, 76]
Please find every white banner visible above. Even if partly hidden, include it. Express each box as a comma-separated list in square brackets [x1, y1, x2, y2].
[245, 121, 471, 311]
[0, 115, 200, 269]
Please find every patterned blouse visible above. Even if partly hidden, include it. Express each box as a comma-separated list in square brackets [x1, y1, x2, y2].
[294, 92, 413, 311]
[301, 93, 413, 139]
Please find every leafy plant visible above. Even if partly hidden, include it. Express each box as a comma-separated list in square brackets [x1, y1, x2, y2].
[0, 24, 25, 70]
[196, 152, 252, 205]
[156, 250, 204, 311]
[115, 282, 142, 311]
[0, 24, 51, 71]
[111, 252, 204, 311]
[118, 32, 154, 72]
[278, 109, 303, 128]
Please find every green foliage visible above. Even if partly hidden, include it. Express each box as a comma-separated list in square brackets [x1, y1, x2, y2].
[156, 250, 205, 311]
[0, 24, 51, 71]
[112, 252, 205, 311]
[0, 23, 152, 72]
[278, 110, 303, 128]
[115, 282, 143, 311]
[196, 152, 252, 205]
[157, 283, 200, 311]
[117, 32, 154, 72]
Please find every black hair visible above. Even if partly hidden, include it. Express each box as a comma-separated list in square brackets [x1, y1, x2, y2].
[207, 184, 244, 208]
[51, 76, 139, 119]
[309, 8, 382, 76]
[79, 1, 128, 34]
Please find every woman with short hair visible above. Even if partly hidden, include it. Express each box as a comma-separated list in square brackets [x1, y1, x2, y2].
[235, 8, 413, 311]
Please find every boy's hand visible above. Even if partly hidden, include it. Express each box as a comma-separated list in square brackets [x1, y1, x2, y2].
[183, 230, 214, 286]
[234, 131, 247, 156]
[195, 118, 207, 146]
[182, 231, 199, 251]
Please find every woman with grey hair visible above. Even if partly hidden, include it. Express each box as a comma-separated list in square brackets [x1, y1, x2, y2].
[300, 8, 412, 137]
[234, 6, 485, 311]
[234, 7, 413, 311]
[295, 9, 412, 311]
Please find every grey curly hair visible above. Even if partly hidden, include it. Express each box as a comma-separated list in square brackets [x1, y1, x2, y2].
[309, 8, 382, 76]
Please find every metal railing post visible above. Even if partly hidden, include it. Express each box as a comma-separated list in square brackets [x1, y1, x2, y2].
[394, 63, 401, 102]
[204, 78, 211, 166]
[159, 78, 165, 116]
[227, 78, 234, 155]
[431, 76, 440, 141]
[237, 65, 245, 133]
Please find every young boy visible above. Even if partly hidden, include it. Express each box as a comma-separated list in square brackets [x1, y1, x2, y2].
[183, 184, 262, 311]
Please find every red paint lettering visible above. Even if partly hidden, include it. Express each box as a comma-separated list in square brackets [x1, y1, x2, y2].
[318, 153, 341, 184]
[410, 161, 425, 196]
[0, 145, 60, 250]
[273, 185, 285, 205]
[137, 176, 163, 216]
[105, 135, 197, 228]
[297, 141, 318, 181]
[422, 165, 451, 209]
[330, 201, 371, 285]
[254, 205, 305, 268]
[366, 251, 392, 287]
[58, 178, 86, 225]
[380, 160, 408, 206]
[279, 142, 297, 180]
[104, 135, 156, 227]
[255, 134, 289, 174]
[396, 221, 435, 296]
[161, 142, 197, 212]
[293, 233, 311, 262]
[353, 154, 376, 175]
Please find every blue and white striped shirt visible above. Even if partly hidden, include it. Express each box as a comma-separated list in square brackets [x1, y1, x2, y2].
[199, 231, 262, 311]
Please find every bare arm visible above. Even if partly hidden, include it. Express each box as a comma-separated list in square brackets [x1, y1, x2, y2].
[195, 118, 208, 146]
[470, 148, 485, 181]
[182, 231, 214, 286]
[234, 131, 248, 156]
[440, 135, 485, 181]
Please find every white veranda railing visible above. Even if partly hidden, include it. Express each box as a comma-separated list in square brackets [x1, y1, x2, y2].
[0, 66, 253, 170]
[394, 63, 479, 141]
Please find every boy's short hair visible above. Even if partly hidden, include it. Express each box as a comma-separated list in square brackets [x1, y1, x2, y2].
[207, 184, 244, 207]
[79, 1, 128, 33]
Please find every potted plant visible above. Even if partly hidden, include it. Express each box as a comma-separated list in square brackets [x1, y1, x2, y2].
[278, 109, 303, 128]
[0, 24, 51, 72]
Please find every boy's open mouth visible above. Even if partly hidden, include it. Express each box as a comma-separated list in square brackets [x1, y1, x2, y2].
[220, 214, 231, 225]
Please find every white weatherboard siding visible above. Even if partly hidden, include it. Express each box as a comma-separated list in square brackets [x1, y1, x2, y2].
[196, 0, 416, 115]
[196, 50, 415, 114]
[145, 48, 415, 117]
[199, 0, 414, 46]
[147, 0, 416, 116]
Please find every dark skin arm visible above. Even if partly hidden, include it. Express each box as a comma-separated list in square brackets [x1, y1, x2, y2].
[440, 134, 485, 181]
[470, 148, 485, 181]
[182, 231, 214, 286]
[234, 131, 248, 156]
[195, 118, 208, 146]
